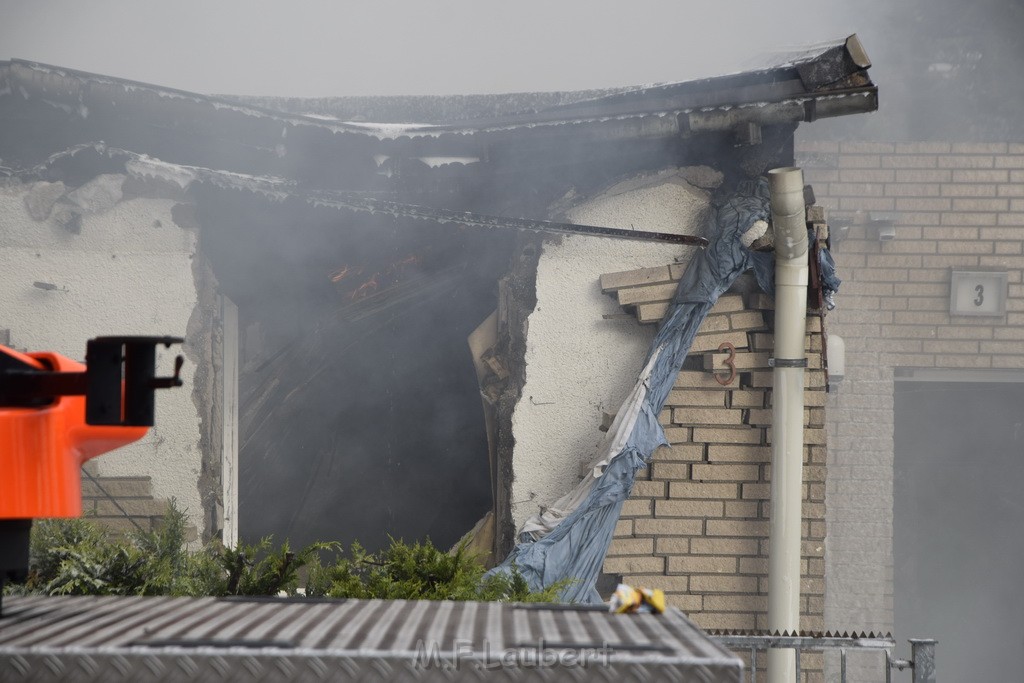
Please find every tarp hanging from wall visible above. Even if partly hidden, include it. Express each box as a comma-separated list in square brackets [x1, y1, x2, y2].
[487, 178, 778, 603]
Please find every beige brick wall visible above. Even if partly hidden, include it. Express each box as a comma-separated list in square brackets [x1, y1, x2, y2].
[797, 139, 1024, 660]
[600, 277, 828, 682]
[80, 461, 173, 535]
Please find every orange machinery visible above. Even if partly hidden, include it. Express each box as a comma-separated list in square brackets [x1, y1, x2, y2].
[0, 336, 183, 612]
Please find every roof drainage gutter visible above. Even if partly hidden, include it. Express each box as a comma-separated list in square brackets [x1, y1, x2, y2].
[766, 167, 809, 683]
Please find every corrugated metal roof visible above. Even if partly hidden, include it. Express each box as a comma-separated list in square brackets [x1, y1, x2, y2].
[0, 596, 742, 682]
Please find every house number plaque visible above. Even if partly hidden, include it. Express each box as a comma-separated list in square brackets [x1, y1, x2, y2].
[713, 342, 737, 386]
[949, 270, 1007, 317]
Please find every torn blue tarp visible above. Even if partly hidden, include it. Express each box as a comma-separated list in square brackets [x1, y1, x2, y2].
[486, 178, 780, 603]
[754, 227, 841, 309]
[818, 236, 841, 310]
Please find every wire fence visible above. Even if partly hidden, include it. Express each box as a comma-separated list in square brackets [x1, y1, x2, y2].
[710, 631, 936, 683]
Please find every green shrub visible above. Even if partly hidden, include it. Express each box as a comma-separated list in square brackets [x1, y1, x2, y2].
[305, 537, 565, 602]
[16, 502, 205, 596]
[5, 505, 562, 604]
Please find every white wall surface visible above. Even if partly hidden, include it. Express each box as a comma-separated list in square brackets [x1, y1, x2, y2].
[0, 178, 206, 534]
[510, 170, 713, 529]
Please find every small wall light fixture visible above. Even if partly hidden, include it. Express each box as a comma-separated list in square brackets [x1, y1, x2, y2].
[869, 214, 897, 241]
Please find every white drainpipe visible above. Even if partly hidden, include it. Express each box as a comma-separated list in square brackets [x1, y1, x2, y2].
[766, 167, 809, 683]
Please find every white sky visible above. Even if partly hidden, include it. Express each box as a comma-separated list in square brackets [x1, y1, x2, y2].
[0, 0, 859, 97]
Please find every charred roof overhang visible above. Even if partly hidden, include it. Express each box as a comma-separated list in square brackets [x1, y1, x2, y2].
[0, 35, 877, 193]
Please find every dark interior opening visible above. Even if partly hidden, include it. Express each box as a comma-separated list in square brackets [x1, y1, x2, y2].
[197, 186, 516, 552]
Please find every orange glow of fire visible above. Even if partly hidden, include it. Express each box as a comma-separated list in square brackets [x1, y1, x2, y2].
[329, 264, 363, 283]
[340, 253, 424, 303]
[349, 273, 380, 301]
[396, 254, 421, 269]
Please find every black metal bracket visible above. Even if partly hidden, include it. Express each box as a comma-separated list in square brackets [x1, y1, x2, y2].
[86, 337, 184, 426]
[0, 336, 184, 426]
[768, 357, 809, 368]
[0, 519, 32, 618]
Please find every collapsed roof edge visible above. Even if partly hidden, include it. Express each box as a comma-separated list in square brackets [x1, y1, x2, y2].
[27, 143, 707, 245]
[1, 34, 876, 142]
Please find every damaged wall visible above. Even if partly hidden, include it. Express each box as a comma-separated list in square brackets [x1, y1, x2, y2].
[0, 175, 216, 539]
[509, 168, 718, 529]
[603, 283, 827, 671]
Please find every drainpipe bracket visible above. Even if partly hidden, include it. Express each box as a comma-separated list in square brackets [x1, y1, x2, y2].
[768, 358, 808, 368]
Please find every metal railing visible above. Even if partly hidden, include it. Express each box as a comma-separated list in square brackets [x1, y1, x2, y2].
[709, 631, 936, 683]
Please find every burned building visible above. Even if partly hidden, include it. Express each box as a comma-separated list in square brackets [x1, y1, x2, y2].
[0, 36, 882, 676]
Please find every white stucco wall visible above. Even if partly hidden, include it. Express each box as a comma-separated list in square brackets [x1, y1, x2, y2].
[0, 178, 206, 534]
[510, 170, 715, 529]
